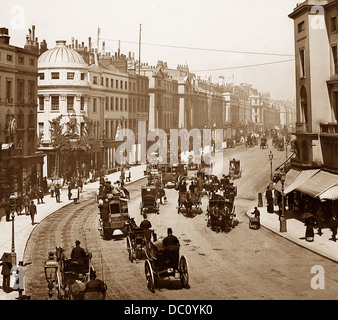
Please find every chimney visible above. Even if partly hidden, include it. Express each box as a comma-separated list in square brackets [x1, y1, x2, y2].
[32, 25, 35, 42]
[88, 37, 92, 52]
[0, 28, 10, 45]
[71, 37, 74, 49]
[75, 39, 78, 49]
[102, 41, 105, 55]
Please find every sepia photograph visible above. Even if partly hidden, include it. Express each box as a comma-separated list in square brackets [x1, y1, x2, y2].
[0, 0, 337, 307]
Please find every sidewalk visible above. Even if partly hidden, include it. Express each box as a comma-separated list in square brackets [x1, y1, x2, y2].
[246, 194, 338, 263]
[0, 164, 146, 300]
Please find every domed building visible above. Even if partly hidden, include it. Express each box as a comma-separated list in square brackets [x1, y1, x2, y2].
[37, 40, 101, 179]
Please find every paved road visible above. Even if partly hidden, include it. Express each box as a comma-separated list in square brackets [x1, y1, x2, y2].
[24, 143, 338, 300]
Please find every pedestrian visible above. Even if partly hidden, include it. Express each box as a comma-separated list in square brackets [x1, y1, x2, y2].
[50, 179, 55, 198]
[42, 177, 48, 194]
[315, 205, 325, 236]
[266, 186, 274, 213]
[287, 191, 294, 211]
[23, 193, 30, 215]
[29, 200, 37, 225]
[15, 193, 23, 215]
[68, 184, 72, 200]
[304, 215, 315, 242]
[37, 186, 44, 204]
[55, 184, 61, 203]
[5, 199, 11, 222]
[0, 256, 12, 293]
[77, 177, 83, 193]
[329, 215, 338, 242]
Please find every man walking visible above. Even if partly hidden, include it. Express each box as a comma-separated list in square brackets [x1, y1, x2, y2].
[23, 194, 30, 215]
[29, 200, 37, 225]
[55, 184, 61, 203]
[0, 254, 12, 293]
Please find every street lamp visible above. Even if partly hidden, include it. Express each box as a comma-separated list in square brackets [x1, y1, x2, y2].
[44, 252, 59, 300]
[280, 173, 287, 233]
[269, 151, 273, 181]
[9, 194, 17, 265]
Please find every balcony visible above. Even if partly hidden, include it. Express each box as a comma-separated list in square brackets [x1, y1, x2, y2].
[320, 123, 338, 135]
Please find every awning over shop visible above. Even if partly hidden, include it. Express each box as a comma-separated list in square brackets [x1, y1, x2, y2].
[296, 171, 338, 198]
[274, 168, 301, 193]
[284, 169, 320, 194]
[319, 186, 338, 201]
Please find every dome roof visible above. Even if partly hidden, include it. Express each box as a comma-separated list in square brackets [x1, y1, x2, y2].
[38, 40, 87, 69]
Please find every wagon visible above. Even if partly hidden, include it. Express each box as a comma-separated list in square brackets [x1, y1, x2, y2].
[140, 185, 160, 215]
[228, 159, 242, 180]
[260, 138, 268, 149]
[126, 228, 154, 262]
[144, 239, 189, 293]
[99, 195, 130, 239]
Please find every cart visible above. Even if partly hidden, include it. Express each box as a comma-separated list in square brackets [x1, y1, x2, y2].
[140, 186, 160, 215]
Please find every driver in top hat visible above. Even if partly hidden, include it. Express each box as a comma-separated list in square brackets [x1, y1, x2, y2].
[71, 240, 87, 260]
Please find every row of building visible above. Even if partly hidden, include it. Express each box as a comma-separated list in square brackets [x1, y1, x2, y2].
[0, 25, 294, 196]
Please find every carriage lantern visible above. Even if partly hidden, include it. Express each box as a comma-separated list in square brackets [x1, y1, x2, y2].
[44, 252, 59, 299]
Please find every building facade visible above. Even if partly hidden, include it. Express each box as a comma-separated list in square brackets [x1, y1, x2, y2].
[0, 26, 44, 198]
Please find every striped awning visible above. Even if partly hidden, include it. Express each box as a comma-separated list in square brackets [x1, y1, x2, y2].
[284, 169, 320, 195]
[296, 171, 338, 198]
[274, 168, 301, 193]
[319, 186, 338, 201]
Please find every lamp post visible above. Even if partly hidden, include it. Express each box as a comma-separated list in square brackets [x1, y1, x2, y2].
[9, 194, 17, 265]
[280, 173, 287, 232]
[269, 151, 273, 181]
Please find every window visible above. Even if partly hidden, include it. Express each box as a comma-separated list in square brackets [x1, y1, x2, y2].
[81, 73, 85, 80]
[6, 80, 12, 102]
[120, 98, 123, 111]
[67, 72, 75, 80]
[105, 97, 109, 110]
[111, 79, 114, 88]
[101, 77, 104, 85]
[38, 96, 44, 111]
[125, 81, 128, 90]
[18, 56, 24, 64]
[133, 83, 136, 92]
[331, 17, 337, 33]
[93, 76, 98, 84]
[51, 72, 60, 79]
[80, 97, 85, 111]
[116, 97, 119, 110]
[106, 78, 109, 87]
[116, 80, 119, 89]
[38, 123, 44, 139]
[17, 80, 24, 103]
[125, 98, 128, 111]
[110, 97, 114, 110]
[67, 96, 74, 110]
[157, 80, 161, 88]
[332, 45, 338, 74]
[298, 21, 305, 33]
[7, 54, 12, 62]
[29, 58, 34, 66]
[51, 96, 59, 110]
[28, 81, 35, 103]
[299, 49, 306, 78]
[120, 80, 123, 89]
[39, 73, 45, 80]
[93, 98, 97, 112]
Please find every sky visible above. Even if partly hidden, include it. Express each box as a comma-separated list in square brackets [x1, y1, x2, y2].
[1, 0, 301, 101]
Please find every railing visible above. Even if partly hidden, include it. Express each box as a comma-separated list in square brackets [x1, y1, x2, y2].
[320, 123, 338, 134]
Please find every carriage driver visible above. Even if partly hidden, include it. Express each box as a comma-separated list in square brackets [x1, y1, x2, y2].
[163, 228, 180, 267]
[71, 240, 87, 260]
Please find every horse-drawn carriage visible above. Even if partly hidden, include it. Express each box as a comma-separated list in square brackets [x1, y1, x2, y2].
[228, 159, 242, 180]
[144, 238, 189, 293]
[49, 248, 106, 300]
[177, 191, 202, 215]
[245, 136, 254, 148]
[276, 138, 285, 151]
[99, 194, 130, 239]
[126, 227, 154, 262]
[260, 137, 268, 149]
[227, 138, 236, 148]
[160, 164, 188, 187]
[249, 212, 260, 230]
[140, 185, 160, 215]
[206, 198, 238, 233]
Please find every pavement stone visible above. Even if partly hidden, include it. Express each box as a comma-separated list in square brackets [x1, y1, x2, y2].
[0, 164, 146, 300]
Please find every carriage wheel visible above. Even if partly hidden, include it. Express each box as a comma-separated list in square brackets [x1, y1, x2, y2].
[145, 260, 155, 293]
[179, 256, 189, 288]
[127, 236, 134, 262]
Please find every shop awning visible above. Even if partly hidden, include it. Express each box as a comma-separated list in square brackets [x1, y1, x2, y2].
[274, 168, 301, 193]
[284, 169, 320, 195]
[319, 186, 338, 201]
[296, 171, 338, 198]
